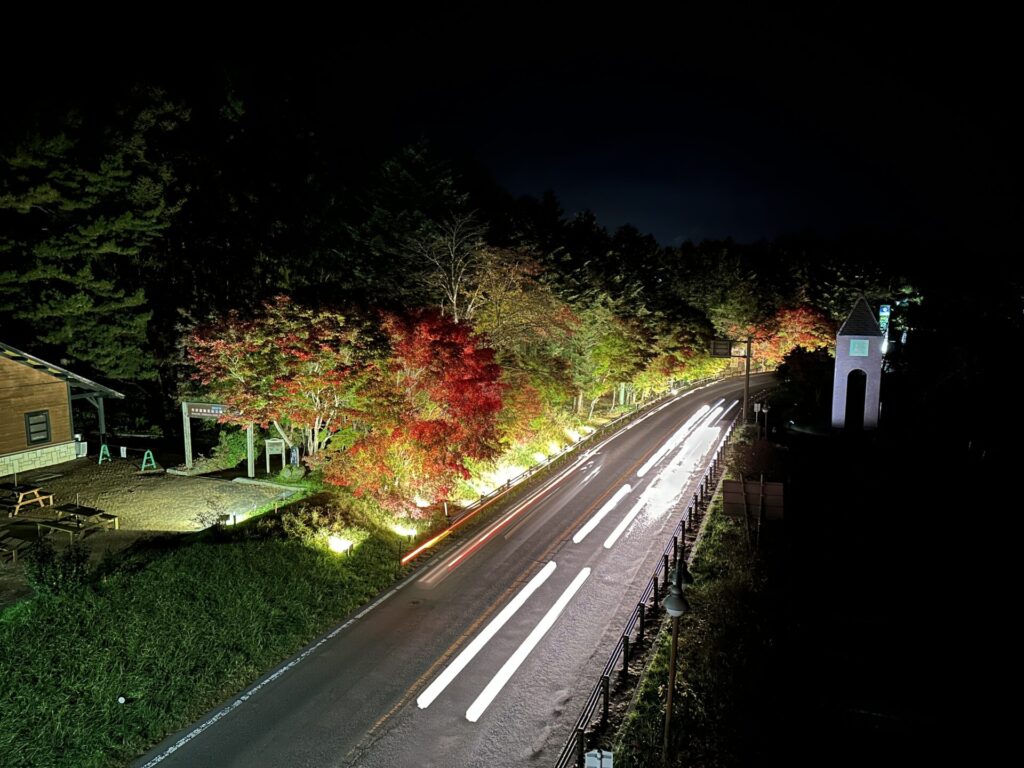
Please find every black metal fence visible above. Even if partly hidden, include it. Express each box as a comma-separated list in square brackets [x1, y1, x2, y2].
[553, 414, 739, 768]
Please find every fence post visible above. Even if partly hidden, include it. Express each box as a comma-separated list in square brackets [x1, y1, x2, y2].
[638, 603, 645, 644]
[602, 674, 610, 727]
[622, 635, 630, 673]
[672, 535, 678, 566]
[576, 727, 586, 768]
[662, 554, 669, 588]
[652, 575, 659, 608]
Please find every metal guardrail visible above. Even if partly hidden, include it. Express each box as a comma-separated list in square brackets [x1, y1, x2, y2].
[553, 414, 739, 768]
[399, 375, 741, 565]
[443, 374, 735, 530]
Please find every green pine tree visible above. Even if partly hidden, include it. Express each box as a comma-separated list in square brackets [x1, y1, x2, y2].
[0, 89, 187, 380]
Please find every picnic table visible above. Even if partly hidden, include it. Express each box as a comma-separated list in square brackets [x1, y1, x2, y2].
[0, 483, 54, 516]
[54, 503, 119, 528]
[37, 504, 119, 543]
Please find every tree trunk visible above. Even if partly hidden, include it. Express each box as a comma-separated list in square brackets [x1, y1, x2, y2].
[272, 421, 293, 448]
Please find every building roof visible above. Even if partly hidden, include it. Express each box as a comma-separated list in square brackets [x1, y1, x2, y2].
[0, 342, 125, 399]
[837, 297, 882, 337]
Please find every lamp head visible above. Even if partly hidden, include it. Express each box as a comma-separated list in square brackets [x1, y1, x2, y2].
[664, 583, 690, 617]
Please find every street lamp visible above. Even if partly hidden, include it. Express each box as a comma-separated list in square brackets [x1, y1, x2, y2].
[662, 561, 693, 766]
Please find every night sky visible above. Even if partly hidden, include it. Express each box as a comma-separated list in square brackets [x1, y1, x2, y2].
[360, 8, 1019, 249]
[7, 8, 1019, 255]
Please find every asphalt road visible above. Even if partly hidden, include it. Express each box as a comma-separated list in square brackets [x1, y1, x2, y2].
[136, 376, 767, 768]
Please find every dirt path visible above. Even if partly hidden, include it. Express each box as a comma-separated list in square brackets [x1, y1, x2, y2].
[5, 457, 290, 532]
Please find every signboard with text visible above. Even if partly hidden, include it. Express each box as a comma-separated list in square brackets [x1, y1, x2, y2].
[711, 339, 734, 358]
[185, 402, 234, 419]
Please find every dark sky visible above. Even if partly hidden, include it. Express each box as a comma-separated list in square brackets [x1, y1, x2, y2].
[363, 7, 1020, 248]
[8, 8, 1020, 251]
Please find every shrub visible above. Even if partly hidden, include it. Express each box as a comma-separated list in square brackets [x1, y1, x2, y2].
[25, 539, 91, 595]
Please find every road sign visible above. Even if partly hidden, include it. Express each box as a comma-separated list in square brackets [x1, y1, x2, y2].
[879, 304, 891, 338]
[711, 338, 733, 357]
[185, 402, 233, 419]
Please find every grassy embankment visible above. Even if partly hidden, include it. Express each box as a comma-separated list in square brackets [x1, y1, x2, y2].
[612, 490, 779, 767]
[0, 498, 400, 768]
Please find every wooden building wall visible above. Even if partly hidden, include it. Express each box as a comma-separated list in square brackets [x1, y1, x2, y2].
[0, 356, 72, 456]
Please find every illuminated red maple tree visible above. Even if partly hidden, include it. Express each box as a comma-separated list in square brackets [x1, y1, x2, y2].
[321, 311, 504, 516]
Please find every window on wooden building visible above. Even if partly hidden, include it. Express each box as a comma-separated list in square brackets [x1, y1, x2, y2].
[25, 410, 51, 445]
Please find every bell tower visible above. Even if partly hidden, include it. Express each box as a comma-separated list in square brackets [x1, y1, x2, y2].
[831, 298, 884, 430]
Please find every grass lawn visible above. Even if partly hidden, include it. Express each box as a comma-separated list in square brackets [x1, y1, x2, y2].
[0, 512, 401, 768]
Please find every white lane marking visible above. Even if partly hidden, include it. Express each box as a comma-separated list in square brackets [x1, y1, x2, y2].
[636, 405, 710, 478]
[572, 484, 632, 544]
[465, 567, 592, 723]
[605, 423, 723, 549]
[580, 466, 601, 485]
[417, 561, 557, 709]
[602, 496, 646, 550]
[714, 400, 738, 422]
[138, 580, 410, 766]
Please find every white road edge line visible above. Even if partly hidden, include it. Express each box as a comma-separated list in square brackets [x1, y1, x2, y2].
[137, 579, 411, 766]
[417, 561, 557, 709]
[465, 567, 592, 723]
[572, 484, 632, 544]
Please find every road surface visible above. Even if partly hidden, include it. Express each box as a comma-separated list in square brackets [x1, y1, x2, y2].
[137, 375, 767, 768]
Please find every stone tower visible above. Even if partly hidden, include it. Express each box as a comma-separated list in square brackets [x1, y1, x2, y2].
[831, 297, 883, 430]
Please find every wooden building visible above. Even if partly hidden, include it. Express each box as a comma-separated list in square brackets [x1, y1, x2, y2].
[0, 342, 124, 478]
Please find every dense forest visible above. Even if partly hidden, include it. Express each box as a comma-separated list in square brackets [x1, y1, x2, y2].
[2, 75, 1015, 512]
